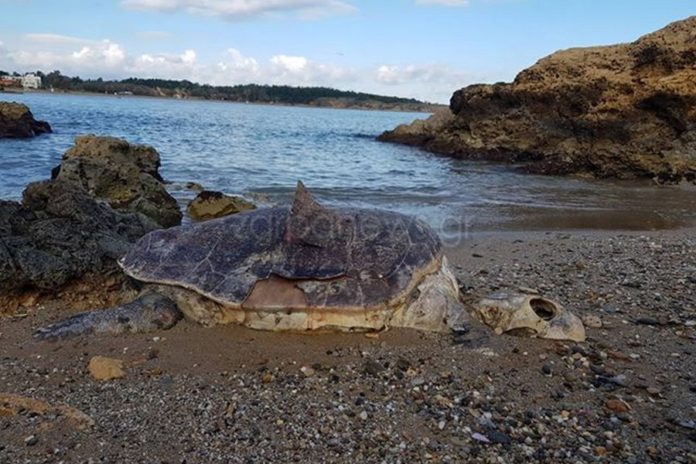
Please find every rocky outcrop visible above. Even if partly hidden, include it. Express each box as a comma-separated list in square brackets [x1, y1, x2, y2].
[187, 190, 256, 221]
[53, 135, 182, 227]
[0, 102, 51, 138]
[0, 180, 158, 293]
[379, 17, 696, 183]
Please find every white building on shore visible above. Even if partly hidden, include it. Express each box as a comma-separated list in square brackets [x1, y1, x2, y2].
[21, 73, 42, 89]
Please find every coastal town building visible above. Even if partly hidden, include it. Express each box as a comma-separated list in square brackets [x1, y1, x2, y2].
[21, 73, 42, 89]
[0, 76, 22, 89]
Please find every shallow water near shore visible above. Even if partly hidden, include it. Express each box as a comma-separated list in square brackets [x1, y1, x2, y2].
[1, 92, 694, 238]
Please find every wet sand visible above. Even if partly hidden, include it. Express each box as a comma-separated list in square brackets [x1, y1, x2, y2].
[0, 227, 694, 463]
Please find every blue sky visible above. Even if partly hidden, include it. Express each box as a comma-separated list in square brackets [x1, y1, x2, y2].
[0, 0, 693, 102]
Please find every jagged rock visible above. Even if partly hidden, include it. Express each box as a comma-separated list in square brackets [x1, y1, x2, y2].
[53, 135, 182, 227]
[0, 102, 51, 138]
[187, 190, 256, 221]
[379, 17, 696, 184]
[0, 180, 157, 293]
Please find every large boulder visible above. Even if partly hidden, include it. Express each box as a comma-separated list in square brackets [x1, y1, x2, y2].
[379, 17, 696, 183]
[0, 180, 158, 293]
[0, 102, 51, 138]
[53, 135, 182, 227]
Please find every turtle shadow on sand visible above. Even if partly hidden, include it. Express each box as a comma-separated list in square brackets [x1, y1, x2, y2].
[35, 182, 585, 342]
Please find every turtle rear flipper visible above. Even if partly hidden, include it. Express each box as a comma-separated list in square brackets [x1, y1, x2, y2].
[34, 292, 183, 341]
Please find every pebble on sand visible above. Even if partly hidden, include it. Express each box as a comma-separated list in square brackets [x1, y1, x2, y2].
[88, 356, 126, 381]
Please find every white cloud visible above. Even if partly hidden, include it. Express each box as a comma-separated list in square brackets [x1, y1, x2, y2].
[377, 63, 467, 85]
[69, 42, 126, 67]
[180, 49, 196, 65]
[6, 40, 127, 74]
[128, 49, 200, 80]
[376, 65, 402, 85]
[224, 48, 259, 72]
[121, 0, 356, 20]
[270, 54, 308, 73]
[375, 63, 471, 102]
[415, 0, 469, 6]
[267, 54, 356, 86]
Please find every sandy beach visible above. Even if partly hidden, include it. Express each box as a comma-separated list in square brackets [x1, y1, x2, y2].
[1, 227, 694, 463]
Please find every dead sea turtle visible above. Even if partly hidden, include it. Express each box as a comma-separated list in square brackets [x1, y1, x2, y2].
[36, 182, 467, 339]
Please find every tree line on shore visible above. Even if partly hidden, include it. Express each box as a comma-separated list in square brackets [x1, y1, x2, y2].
[1, 70, 438, 111]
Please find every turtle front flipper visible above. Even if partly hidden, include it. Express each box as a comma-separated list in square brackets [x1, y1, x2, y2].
[34, 292, 183, 341]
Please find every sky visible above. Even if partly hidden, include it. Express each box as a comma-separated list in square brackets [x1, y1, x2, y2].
[0, 0, 693, 103]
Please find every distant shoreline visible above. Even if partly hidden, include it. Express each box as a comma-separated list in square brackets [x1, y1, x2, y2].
[1, 88, 442, 114]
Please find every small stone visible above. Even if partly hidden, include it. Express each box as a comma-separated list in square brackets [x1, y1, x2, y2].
[300, 366, 315, 377]
[518, 286, 539, 295]
[185, 182, 204, 191]
[359, 411, 368, 420]
[590, 364, 606, 375]
[262, 373, 274, 383]
[438, 420, 446, 430]
[607, 350, 631, 361]
[635, 317, 660, 326]
[88, 356, 125, 381]
[677, 419, 696, 430]
[604, 399, 631, 413]
[20, 291, 40, 308]
[488, 431, 512, 445]
[24, 435, 38, 446]
[608, 374, 628, 387]
[395, 358, 411, 371]
[363, 359, 384, 377]
[583, 315, 603, 328]
[541, 364, 552, 376]
[471, 432, 490, 443]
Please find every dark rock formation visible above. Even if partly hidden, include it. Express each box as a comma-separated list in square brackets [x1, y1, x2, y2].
[0, 102, 51, 138]
[187, 190, 256, 221]
[379, 17, 696, 183]
[0, 180, 158, 293]
[53, 135, 182, 227]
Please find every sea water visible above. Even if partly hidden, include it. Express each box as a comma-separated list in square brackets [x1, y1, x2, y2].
[1, 92, 694, 239]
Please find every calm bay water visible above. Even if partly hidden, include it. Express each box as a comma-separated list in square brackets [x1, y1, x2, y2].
[1, 92, 694, 238]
